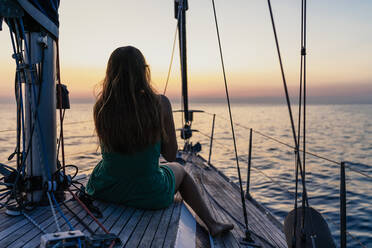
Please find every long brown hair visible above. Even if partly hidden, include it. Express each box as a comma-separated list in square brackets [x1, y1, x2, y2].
[94, 46, 162, 154]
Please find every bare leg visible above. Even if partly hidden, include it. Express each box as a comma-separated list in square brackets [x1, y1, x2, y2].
[167, 163, 234, 236]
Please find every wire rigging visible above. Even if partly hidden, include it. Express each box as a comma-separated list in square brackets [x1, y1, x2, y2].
[210, 0, 251, 240]
[266, 0, 307, 190]
[293, 0, 311, 243]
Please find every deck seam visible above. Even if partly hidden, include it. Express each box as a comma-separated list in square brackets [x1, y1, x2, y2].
[148, 209, 166, 247]
[161, 203, 176, 248]
[136, 211, 156, 248]
[120, 210, 145, 247]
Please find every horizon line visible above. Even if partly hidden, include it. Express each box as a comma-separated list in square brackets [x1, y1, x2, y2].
[1, 96, 371, 105]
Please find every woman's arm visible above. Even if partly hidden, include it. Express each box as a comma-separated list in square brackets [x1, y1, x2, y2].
[160, 95, 178, 162]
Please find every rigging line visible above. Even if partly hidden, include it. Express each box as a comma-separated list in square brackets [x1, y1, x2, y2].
[23, 212, 47, 234]
[46, 192, 61, 232]
[345, 164, 372, 180]
[65, 149, 100, 158]
[9, 21, 22, 173]
[51, 194, 83, 248]
[202, 159, 366, 247]
[9, 18, 25, 171]
[251, 165, 295, 198]
[62, 120, 92, 126]
[294, 0, 307, 240]
[1, 119, 91, 133]
[197, 130, 227, 147]
[0, 129, 17, 133]
[200, 117, 368, 179]
[266, 0, 310, 206]
[317, 210, 367, 248]
[56, 109, 65, 160]
[15, 67, 22, 172]
[51, 193, 74, 230]
[62, 201, 95, 235]
[7, 19, 40, 208]
[294, 0, 305, 238]
[67, 189, 116, 248]
[163, 21, 179, 95]
[301, 0, 311, 233]
[56, 40, 66, 175]
[210, 0, 249, 233]
[14, 23, 73, 222]
[345, 162, 372, 169]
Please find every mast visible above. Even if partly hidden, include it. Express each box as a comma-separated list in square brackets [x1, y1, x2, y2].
[175, 0, 190, 126]
[1, 0, 61, 205]
[25, 31, 57, 203]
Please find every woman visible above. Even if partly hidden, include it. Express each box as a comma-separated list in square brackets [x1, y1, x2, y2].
[86, 46, 233, 236]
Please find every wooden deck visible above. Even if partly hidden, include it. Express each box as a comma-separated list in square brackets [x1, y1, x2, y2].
[0, 153, 287, 247]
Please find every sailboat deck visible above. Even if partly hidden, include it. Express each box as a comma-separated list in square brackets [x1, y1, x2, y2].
[0, 154, 286, 247]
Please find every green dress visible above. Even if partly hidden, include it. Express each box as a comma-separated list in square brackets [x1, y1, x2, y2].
[86, 142, 175, 210]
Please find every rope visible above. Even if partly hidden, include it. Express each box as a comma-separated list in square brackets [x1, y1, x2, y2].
[163, 23, 179, 95]
[52, 194, 83, 248]
[62, 201, 95, 235]
[49, 192, 82, 247]
[67, 189, 115, 248]
[51, 193, 74, 230]
[46, 192, 61, 232]
[23, 212, 47, 234]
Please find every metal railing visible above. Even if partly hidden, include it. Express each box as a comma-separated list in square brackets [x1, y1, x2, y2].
[198, 111, 370, 248]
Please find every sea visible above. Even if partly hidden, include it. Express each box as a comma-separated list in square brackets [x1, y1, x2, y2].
[0, 102, 371, 247]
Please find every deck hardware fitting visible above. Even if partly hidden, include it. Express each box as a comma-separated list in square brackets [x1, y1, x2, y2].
[40, 230, 85, 248]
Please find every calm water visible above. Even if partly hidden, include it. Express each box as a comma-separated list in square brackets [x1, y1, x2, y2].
[0, 102, 371, 247]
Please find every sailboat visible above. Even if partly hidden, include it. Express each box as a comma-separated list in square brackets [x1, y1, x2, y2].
[1, 0, 367, 247]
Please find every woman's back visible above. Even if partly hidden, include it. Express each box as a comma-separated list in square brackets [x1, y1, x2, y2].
[87, 46, 177, 209]
[86, 142, 176, 209]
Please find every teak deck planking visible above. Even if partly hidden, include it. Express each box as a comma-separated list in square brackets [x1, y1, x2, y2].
[0, 153, 287, 247]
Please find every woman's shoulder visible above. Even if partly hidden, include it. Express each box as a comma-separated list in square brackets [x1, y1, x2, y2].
[158, 94, 171, 107]
[158, 94, 173, 113]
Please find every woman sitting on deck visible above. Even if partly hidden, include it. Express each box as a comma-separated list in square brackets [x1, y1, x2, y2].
[86, 46, 233, 237]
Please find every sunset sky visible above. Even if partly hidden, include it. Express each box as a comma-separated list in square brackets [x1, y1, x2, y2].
[0, 0, 371, 103]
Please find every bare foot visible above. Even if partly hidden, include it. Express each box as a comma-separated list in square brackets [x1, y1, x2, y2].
[209, 222, 234, 237]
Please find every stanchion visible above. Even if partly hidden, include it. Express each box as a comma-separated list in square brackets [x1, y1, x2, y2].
[208, 114, 216, 165]
[245, 128, 253, 199]
[340, 161, 347, 248]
